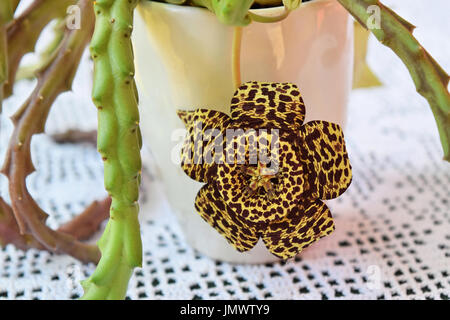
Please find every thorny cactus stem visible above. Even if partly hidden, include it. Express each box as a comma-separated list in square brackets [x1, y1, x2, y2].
[81, 0, 143, 300]
[190, 0, 254, 26]
[0, 194, 110, 254]
[2, 0, 77, 99]
[0, 197, 44, 251]
[0, 0, 100, 263]
[337, 0, 450, 161]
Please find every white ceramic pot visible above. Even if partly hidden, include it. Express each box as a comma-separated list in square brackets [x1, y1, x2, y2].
[133, 0, 354, 263]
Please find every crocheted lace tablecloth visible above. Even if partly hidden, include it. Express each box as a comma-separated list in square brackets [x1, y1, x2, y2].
[0, 0, 449, 300]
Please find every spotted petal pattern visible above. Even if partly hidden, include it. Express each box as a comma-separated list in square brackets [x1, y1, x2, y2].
[230, 81, 306, 131]
[195, 184, 259, 252]
[178, 81, 352, 260]
[262, 200, 335, 259]
[299, 120, 353, 200]
[216, 130, 306, 225]
[177, 109, 230, 183]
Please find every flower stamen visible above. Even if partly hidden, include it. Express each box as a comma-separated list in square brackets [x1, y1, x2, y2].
[242, 163, 278, 200]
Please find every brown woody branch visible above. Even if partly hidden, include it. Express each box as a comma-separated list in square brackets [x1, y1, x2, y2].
[1, 196, 111, 253]
[0, 196, 44, 251]
[2, 0, 76, 98]
[51, 129, 97, 145]
[58, 197, 111, 241]
[0, 0, 100, 264]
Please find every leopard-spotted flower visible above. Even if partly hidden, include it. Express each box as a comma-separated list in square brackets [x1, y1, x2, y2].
[177, 81, 352, 259]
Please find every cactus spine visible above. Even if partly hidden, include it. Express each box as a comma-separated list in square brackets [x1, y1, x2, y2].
[81, 0, 142, 300]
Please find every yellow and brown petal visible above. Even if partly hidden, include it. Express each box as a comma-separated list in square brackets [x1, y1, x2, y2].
[299, 120, 352, 200]
[195, 184, 260, 252]
[215, 129, 307, 225]
[177, 81, 352, 259]
[262, 200, 335, 259]
[195, 182, 335, 259]
[177, 109, 231, 184]
[230, 81, 306, 131]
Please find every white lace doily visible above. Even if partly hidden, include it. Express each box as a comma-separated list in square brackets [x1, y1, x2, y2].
[0, 0, 449, 300]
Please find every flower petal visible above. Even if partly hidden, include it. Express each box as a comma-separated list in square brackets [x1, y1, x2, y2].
[262, 200, 335, 259]
[177, 109, 231, 183]
[195, 184, 259, 252]
[299, 120, 352, 200]
[230, 81, 305, 131]
[216, 129, 306, 224]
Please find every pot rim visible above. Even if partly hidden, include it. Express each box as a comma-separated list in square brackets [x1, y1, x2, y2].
[139, 0, 333, 15]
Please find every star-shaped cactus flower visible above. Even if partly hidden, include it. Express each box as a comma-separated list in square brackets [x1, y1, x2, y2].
[177, 81, 352, 259]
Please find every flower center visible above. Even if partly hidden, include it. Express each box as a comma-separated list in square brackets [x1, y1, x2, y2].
[242, 163, 279, 200]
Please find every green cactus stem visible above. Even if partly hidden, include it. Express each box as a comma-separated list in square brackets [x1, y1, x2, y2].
[190, 0, 254, 26]
[337, 0, 450, 161]
[81, 0, 143, 300]
[188, 0, 213, 12]
[0, 0, 100, 263]
[2, 0, 77, 99]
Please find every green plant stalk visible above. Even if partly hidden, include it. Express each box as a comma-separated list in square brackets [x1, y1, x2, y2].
[337, 0, 450, 161]
[3, 0, 76, 98]
[190, 0, 254, 26]
[0, 0, 99, 263]
[81, 0, 142, 300]
[212, 0, 254, 26]
[232, 26, 242, 89]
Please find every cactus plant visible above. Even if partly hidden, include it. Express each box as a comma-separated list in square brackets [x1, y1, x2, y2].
[0, 0, 447, 300]
[1, 0, 77, 99]
[0, 0, 104, 263]
[80, 0, 143, 300]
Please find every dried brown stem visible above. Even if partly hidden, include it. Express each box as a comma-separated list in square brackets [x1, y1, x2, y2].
[58, 197, 111, 241]
[51, 129, 97, 145]
[0, 197, 44, 251]
[1, 196, 110, 252]
[2, 0, 76, 98]
[0, 0, 99, 264]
